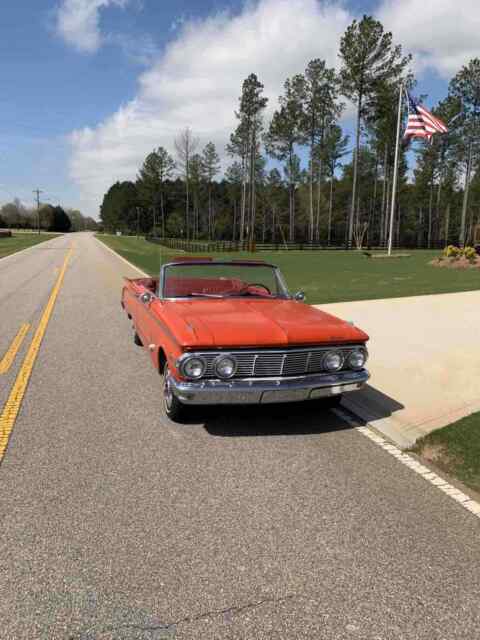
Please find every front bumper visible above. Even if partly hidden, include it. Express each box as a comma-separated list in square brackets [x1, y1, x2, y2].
[170, 369, 369, 405]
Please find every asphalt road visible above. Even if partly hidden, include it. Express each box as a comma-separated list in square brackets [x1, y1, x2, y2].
[0, 232, 479, 640]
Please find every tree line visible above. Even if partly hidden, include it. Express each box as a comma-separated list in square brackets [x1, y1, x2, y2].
[0, 199, 98, 233]
[100, 15, 480, 248]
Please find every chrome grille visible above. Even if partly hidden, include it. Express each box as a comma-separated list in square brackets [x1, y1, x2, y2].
[254, 353, 284, 376]
[307, 350, 326, 373]
[236, 353, 256, 377]
[199, 346, 364, 379]
[283, 352, 309, 376]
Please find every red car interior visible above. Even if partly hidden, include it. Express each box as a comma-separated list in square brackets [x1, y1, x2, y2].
[164, 276, 268, 297]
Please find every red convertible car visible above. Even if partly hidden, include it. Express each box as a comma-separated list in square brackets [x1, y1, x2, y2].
[121, 257, 369, 421]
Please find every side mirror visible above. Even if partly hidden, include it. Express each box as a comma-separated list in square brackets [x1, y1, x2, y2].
[294, 291, 306, 302]
[140, 292, 153, 305]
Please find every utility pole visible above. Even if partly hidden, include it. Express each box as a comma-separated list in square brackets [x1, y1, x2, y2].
[33, 189, 43, 234]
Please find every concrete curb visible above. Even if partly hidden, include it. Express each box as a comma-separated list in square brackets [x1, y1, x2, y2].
[341, 395, 415, 449]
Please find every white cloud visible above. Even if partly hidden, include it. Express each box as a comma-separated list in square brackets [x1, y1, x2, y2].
[55, 0, 130, 53]
[378, 0, 480, 77]
[69, 0, 351, 214]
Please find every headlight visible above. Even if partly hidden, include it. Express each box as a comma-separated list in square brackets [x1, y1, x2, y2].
[323, 350, 344, 372]
[347, 348, 367, 370]
[181, 356, 206, 379]
[214, 355, 237, 379]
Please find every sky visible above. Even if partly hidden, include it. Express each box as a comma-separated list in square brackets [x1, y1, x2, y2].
[1, 0, 479, 217]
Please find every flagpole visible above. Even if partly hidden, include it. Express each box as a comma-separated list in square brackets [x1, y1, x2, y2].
[387, 81, 404, 256]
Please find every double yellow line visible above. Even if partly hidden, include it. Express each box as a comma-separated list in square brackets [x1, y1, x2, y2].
[0, 324, 30, 375]
[0, 246, 73, 461]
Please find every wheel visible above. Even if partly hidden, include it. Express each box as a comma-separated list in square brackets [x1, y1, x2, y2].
[162, 363, 186, 422]
[321, 393, 343, 409]
[133, 330, 143, 346]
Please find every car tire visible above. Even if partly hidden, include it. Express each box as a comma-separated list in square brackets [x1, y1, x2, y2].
[133, 330, 143, 346]
[162, 363, 186, 422]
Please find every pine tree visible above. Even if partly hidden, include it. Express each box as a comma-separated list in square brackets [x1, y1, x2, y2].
[265, 77, 303, 241]
[201, 142, 221, 239]
[321, 125, 349, 244]
[229, 74, 268, 245]
[227, 119, 249, 243]
[174, 127, 199, 240]
[449, 58, 480, 245]
[282, 152, 302, 237]
[297, 59, 342, 243]
[264, 169, 284, 243]
[339, 15, 411, 247]
[225, 162, 243, 241]
[137, 147, 175, 237]
[189, 154, 203, 239]
[100, 181, 139, 233]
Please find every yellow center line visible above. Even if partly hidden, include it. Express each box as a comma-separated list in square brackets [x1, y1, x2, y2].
[0, 324, 31, 375]
[0, 246, 73, 461]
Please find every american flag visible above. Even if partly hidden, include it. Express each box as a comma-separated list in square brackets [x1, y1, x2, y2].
[404, 92, 448, 141]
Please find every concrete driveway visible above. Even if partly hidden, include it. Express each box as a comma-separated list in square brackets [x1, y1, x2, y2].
[319, 290, 480, 447]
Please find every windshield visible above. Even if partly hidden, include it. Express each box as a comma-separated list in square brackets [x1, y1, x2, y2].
[162, 263, 289, 299]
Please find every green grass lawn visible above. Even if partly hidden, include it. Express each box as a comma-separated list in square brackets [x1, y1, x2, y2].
[96, 234, 480, 305]
[0, 233, 60, 259]
[412, 412, 480, 494]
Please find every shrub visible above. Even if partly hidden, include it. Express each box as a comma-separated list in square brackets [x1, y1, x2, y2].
[444, 245, 460, 258]
[464, 246, 477, 262]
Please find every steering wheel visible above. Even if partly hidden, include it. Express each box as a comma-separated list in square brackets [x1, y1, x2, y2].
[239, 283, 272, 295]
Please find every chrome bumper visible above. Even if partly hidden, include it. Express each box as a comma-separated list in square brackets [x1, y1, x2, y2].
[170, 370, 369, 405]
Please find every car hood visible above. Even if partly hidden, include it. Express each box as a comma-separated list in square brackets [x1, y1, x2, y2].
[157, 298, 368, 348]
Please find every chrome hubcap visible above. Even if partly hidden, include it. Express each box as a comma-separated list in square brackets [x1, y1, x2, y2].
[163, 367, 173, 411]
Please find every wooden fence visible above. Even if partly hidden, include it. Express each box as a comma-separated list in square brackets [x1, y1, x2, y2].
[146, 236, 356, 252]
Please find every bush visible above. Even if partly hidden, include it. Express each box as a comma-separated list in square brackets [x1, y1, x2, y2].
[442, 245, 478, 262]
[444, 245, 460, 258]
[464, 246, 477, 262]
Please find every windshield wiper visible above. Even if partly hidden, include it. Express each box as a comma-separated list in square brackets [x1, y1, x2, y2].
[188, 291, 273, 299]
[225, 291, 271, 298]
[189, 292, 225, 298]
